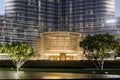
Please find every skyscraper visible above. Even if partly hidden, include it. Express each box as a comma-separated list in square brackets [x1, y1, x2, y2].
[5, 0, 115, 33]
[4, 0, 115, 60]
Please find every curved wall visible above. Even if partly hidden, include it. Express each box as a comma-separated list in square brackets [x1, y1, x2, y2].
[33, 32, 84, 60]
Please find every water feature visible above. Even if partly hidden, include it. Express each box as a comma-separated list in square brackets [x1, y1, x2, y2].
[0, 71, 120, 79]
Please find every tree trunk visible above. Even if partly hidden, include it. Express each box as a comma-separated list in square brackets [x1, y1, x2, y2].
[16, 63, 20, 73]
[16, 59, 27, 73]
[93, 60, 100, 70]
[17, 67, 19, 73]
[100, 59, 104, 72]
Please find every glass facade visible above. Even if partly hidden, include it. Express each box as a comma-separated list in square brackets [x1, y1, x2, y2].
[5, 0, 115, 32]
[0, 15, 6, 43]
[4, 0, 115, 44]
[3, 0, 116, 60]
[4, 0, 39, 44]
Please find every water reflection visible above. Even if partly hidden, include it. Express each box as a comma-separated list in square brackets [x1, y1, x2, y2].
[0, 71, 120, 79]
[14, 72, 19, 79]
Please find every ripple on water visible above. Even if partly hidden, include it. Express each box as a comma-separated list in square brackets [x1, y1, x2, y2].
[0, 71, 120, 79]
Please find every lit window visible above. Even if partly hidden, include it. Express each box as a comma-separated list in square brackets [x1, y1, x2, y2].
[49, 0, 53, 2]
[80, 17, 83, 20]
[90, 11, 94, 14]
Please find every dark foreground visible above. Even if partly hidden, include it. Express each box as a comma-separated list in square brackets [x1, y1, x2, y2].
[1, 60, 120, 69]
[0, 60, 120, 79]
[0, 71, 120, 80]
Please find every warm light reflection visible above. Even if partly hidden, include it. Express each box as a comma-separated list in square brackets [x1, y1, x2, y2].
[0, 71, 120, 79]
[33, 32, 84, 60]
[45, 54, 60, 56]
[41, 76, 64, 79]
[66, 54, 77, 56]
